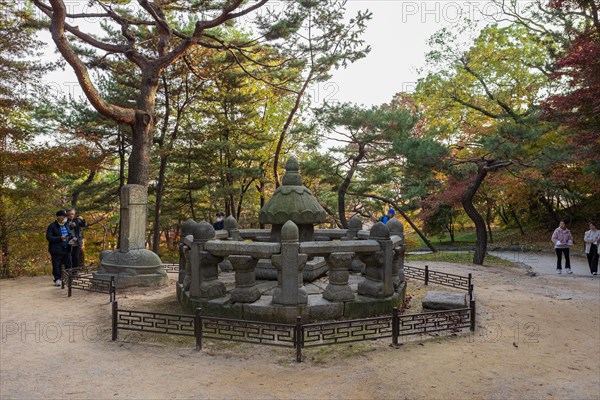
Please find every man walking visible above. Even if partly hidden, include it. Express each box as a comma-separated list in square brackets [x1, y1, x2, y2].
[46, 210, 73, 286]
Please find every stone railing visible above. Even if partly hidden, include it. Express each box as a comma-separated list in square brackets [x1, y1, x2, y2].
[176, 215, 405, 316]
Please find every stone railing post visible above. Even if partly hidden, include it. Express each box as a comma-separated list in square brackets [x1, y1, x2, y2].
[358, 222, 394, 298]
[344, 216, 365, 273]
[189, 222, 225, 300]
[272, 220, 308, 306]
[224, 215, 240, 240]
[387, 218, 405, 290]
[323, 252, 355, 302]
[229, 255, 261, 303]
[179, 219, 195, 284]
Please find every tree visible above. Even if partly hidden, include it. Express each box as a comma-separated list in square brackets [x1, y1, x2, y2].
[33, 0, 273, 187]
[543, 0, 600, 179]
[310, 100, 445, 251]
[264, 0, 372, 187]
[416, 23, 556, 264]
[0, 0, 57, 277]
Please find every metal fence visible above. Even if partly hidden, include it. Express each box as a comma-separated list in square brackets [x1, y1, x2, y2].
[404, 264, 472, 291]
[61, 266, 115, 302]
[111, 265, 476, 362]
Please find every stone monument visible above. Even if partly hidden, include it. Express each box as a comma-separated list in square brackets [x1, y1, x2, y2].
[95, 184, 168, 288]
[257, 157, 328, 280]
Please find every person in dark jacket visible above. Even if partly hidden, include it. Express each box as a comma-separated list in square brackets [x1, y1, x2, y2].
[66, 208, 86, 269]
[46, 210, 73, 286]
[213, 212, 225, 230]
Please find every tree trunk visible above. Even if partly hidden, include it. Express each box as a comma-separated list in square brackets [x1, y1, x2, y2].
[152, 155, 168, 254]
[338, 144, 366, 229]
[0, 199, 9, 278]
[257, 177, 266, 229]
[117, 128, 126, 246]
[538, 195, 560, 226]
[127, 111, 155, 186]
[187, 157, 196, 221]
[486, 206, 494, 243]
[509, 204, 525, 235]
[273, 71, 313, 188]
[461, 167, 488, 265]
[497, 206, 510, 226]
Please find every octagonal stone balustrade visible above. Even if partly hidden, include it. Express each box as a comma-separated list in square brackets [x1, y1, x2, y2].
[176, 215, 406, 323]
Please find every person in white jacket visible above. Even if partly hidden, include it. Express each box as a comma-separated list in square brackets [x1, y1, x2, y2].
[583, 222, 600, 275]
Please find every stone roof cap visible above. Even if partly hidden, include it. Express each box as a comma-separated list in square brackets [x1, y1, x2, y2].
[259, 157, 327, 225]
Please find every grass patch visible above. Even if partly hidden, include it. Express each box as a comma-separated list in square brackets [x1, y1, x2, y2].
[406, 251, 520, 268]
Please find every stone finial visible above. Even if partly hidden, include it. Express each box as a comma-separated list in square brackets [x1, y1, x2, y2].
[258, 157, 327, 225]
[282, 156, 302, 186]
[349, 215, 362, 230]
[181, 218, 196, 239]
[369, 221, 390, 240]
[193, 221, 215, 242]
[281, 220, 299, 242]
[387, 218, 404, 236]
[224, 215, 237, 230]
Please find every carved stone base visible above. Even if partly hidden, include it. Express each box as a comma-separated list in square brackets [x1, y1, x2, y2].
[96, 249, 167, 288]
[323, 284, 355, 302]
[303, 257, 328, 281]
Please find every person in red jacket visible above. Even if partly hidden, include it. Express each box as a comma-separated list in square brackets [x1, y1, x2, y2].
[551, 221, 574, 274]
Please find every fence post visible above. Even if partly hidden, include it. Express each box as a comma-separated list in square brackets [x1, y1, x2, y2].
[194, 308, 202, 351]
[110, 276, 116, 302]
[67, 270, 72, 297]
[112, 301, 118, 341]
[392, 307, 399, 347]
[468, 273, 472, 293]
[469, 287, 476, 332]
[424, 265, 429, 285]
[295, 316, 303, 363]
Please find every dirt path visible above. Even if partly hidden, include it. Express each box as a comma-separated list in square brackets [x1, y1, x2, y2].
[1, 262, 599, 400]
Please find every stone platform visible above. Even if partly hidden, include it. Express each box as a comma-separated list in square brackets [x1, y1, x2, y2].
[177, 271, 406, 323]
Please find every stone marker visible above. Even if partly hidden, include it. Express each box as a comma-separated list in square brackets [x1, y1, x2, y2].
[422, 291, 467, 310]
[96, 185, 167, 288]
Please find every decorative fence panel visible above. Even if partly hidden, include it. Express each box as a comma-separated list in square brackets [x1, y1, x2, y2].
[302, 316, 393, 347]
[404, 264, 471, 291]
[162, 263, 179, 273]
[61, 266, 115, 302]
[110, 265, 476, 362]
[200, 317, 297, 348]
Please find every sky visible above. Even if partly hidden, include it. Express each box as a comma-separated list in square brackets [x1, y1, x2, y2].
[38, 0, 504, 108]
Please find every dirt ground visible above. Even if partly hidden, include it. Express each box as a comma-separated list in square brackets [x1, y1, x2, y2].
[1, 261, 599, 400]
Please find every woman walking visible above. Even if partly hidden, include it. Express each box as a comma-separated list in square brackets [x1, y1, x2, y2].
[583, 222, 600, 275]
[551, 221, 574, 274]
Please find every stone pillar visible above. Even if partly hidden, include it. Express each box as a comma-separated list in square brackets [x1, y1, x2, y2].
[229, 255, 261, 303]
[323, 252, 355, 302]
[344, 216, 365, 273]
[179, 219, 196, 284]
[358, 222, 394, 298]
[272, 220, 308, 306]
[387, 218, 405, 290]
[119, 185, 147, 251]
[189, 221, 225, 300]
[96, 185, 167, 288]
